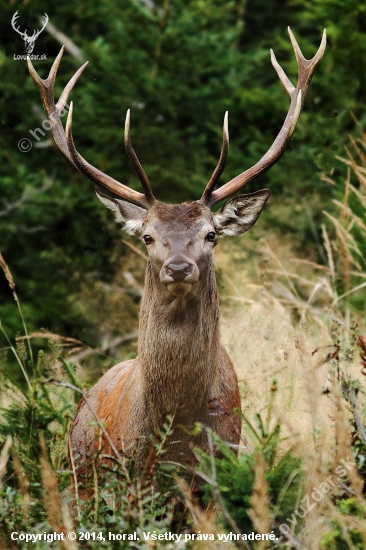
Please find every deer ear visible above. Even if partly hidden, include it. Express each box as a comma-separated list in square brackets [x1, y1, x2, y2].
[213, 189, 270, 236]
[95, 188, 146, 236]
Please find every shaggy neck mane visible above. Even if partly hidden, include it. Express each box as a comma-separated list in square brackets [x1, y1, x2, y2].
[137, 259, 220, 427]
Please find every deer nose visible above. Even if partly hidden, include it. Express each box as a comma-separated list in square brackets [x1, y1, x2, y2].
[160, 256, 199, 284]
[166, 262, 192, 282]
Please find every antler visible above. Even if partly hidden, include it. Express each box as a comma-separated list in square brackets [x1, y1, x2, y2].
[124, 110, 156, 206]
[27, 47, 156, 209]
[200, 27, 326, 208]
[33, 13, 49, 39]
[11, 11, 48, 41]
[11, 11, 27, 39]
[200, 112, 229, 204]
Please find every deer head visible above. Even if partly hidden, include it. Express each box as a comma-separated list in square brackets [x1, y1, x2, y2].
[12, 11, 48, 54]
[27, 28, 326, 303]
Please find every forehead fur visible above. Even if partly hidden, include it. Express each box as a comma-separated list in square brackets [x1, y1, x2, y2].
[147, 201, 212, 225]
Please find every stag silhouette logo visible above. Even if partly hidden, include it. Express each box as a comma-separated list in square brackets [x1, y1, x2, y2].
[11, 11, 48, 54]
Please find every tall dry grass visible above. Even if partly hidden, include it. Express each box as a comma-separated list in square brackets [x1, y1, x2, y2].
[212, 125, 366, 547]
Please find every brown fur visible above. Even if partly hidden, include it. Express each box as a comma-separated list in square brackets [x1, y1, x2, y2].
[151, 201, 207, 223]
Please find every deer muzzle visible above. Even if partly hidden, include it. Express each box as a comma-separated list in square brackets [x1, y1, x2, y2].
[160, 255, 199, 295]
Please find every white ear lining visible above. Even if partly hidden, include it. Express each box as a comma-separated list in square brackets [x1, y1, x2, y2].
[95, 191, 146, 237]
[123, 218, 145, 236]
[96, 193, 124, 222]
[213, 190, 270, 237]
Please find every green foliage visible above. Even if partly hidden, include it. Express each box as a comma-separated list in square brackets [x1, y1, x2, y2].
[200, 435, 302, 534]
[196, 381, 303, 537]
[321, 519, 364, 550]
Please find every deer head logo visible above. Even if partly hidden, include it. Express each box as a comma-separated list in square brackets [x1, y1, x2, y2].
[11, 11, 48, 54]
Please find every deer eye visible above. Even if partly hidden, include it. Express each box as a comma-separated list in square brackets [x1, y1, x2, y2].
[206, 232, 216, 243]
[143, 235, 153, 245]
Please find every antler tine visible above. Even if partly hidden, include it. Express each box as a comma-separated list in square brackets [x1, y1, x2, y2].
[200, 112, 229, 204]
[270, 49, 295, 96]
[56, 61, 88, 113]
[41, 13, 49, 27]
[65, 103, 149, 207]
[124, 110, 156, 206]
[27, 46, 87, 162]
[34, 13, 49, 37]
[289, 27, 326, 71]
[11, 11, 26, 38]
[201, 28, 326, 208]
[28, 48, 153, 209]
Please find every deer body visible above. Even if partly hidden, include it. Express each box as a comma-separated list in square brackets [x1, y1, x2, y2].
[27, 28, 325, 492]
[70, 201, 243, 478]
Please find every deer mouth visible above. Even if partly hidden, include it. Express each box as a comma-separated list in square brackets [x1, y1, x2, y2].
[166, 282, 193, 297]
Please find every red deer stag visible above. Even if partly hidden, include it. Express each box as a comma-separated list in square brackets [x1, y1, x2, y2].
[27, 28, 325, 494]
